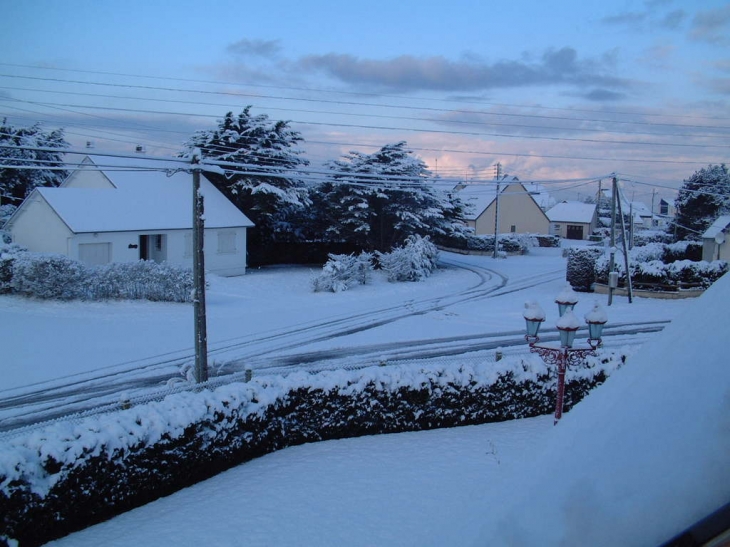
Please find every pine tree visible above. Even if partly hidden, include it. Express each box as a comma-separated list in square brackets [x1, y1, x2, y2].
[671, 164, 730, 241]
[0, 120, 69, 205]
[316, 141, 465, 252]
[180, 108, 309, 253]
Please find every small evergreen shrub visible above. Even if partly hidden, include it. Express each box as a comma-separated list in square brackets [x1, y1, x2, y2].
[565, 247, 603, 291]
[377, 234, 439, 282]
[311, 252, 374, 292]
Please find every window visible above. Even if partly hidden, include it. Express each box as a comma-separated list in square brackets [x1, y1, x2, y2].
[217, 230, 237, 254]
[510, 225, 516, 233]
[184, 233, 193, 258]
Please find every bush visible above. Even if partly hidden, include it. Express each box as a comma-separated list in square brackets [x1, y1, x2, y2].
[565, 247, 604, 291]
[377, 235, 439, 282]
[11, 253, 89, 300]
[662, 241, 703, 262]
[311, 252, 374, 292]
[5, 252, 193, 302]
[632, 230, 673, 246]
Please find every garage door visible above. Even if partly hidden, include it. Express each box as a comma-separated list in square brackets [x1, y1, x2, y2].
[79, 243, 111, 266]
[566, 225, 584, 240]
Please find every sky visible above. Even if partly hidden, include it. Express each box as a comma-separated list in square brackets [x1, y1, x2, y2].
[1, 0, 729, 205]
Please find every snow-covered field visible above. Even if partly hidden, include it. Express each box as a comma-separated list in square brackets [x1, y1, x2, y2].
[3, 246, 726, 546]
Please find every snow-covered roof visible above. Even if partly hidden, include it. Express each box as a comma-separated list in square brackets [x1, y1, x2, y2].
[456, 179, 550, 220]
[524, 182, 555, 210]
[456, 183, 498, 220]
[34, 156, 253, 233]
[545, 202, 596, 223]
[702, 215, 730, 240]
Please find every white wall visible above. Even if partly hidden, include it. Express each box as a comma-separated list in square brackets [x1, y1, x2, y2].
[473, 183, 550, 235]
[62, 167, 116, 189]
[8, 194, 73, 254]
[69, 227, 248, 276]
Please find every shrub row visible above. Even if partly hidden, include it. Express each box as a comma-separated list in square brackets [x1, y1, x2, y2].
[435, 232, 554, 254]
[566, 241, 724, 292]
[0, 352, 625, 546]
[0, 249, 193, 302]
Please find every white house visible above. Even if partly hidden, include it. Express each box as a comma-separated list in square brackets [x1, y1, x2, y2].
[701, 215, 730, 262]
[546, 201, 598, 240]
[6, 155, 254, 276]
[457, 180, 551, 235]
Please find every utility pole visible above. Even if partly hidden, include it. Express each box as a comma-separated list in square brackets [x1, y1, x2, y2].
[615, 181, 633, 304]
[493, 162, 502, 259]
[191, 149, 208, 383]
[608, 176, 617, 306]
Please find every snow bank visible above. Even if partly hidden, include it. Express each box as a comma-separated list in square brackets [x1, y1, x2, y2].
[484, 272, 730, 546]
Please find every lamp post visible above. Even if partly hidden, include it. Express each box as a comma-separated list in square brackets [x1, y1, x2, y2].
[523, 296, 607, 425]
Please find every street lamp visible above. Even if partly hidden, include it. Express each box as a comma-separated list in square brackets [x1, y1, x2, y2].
[523, 294, 608, 425]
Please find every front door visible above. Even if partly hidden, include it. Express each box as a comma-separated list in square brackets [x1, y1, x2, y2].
[139, 234, 167, 263]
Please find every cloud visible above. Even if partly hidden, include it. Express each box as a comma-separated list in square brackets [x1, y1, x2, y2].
[600, 12, 647, 26]
[294, 47, 628, 93]
[581, 89, 628, 102]
[660, 9, 687, 30]
[707, 78, 730, 94]
[600, 3, 686, 31]
[226, 38, 281, 59]
[689, 5, 730, 45]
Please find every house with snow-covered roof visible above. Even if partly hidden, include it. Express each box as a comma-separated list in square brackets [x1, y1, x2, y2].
[545, 201, 598, 240]
[456, 179, 550, 236]
[6, 155, 254, 276]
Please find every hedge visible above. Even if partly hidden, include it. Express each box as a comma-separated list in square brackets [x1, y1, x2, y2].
[0, 352, 625, 546]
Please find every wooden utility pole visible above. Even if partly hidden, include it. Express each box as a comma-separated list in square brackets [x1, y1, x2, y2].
[615, 181, 633, 304]
[192, 150, 208, 383]
[493, 162, 502, 259]
[608, 176, 617, 306]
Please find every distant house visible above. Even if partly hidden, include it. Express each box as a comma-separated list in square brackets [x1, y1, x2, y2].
[546, 202, 598, 240]
[6, 155, 254, 276]
[457, 180, 551, 235]
[701, 215, 730, 262]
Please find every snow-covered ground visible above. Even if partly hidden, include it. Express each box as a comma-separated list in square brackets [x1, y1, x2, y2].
[3, 246, 725, 546]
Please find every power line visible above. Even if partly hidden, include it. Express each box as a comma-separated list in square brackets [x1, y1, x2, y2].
[2, 62, 728, 123]
[1, 84, 727, 141]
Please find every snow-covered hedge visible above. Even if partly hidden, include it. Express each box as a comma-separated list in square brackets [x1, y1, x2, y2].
[436, 232, 553, 253]
[377, 234, 439, 281]
[0, 350, 627, 545]
[632, 230, 673, 246]
[3, 251, 193, 302]
[311, 252, 374, 292]
[594, 248, 727, 290]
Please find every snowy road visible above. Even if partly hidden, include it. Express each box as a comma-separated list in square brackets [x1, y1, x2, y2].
[0, 248, 691, 433]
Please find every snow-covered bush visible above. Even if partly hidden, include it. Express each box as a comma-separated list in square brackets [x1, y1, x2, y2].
[311, 252, 374, 293]
[11, 253, 89, 300]
[377, 234, 439, 282]
[662, 241, 702, 262]
[632, 230, 673, 246]
[0, 350, 627, 545]
[595, 252, 727, 290]
[565, 247, 603, 292]
[5, 252, 193, 302]
[436, 232, 540, 253]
